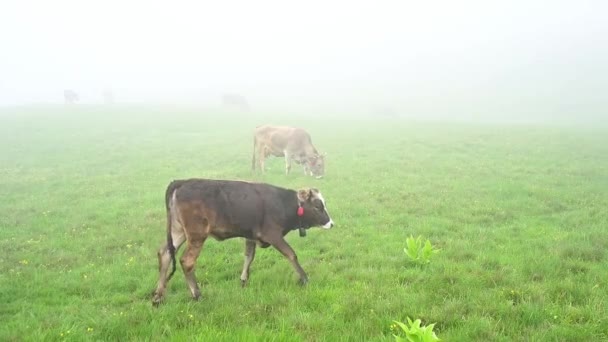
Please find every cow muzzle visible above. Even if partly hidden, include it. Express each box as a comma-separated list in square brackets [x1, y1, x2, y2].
[322, 219, 334, 229]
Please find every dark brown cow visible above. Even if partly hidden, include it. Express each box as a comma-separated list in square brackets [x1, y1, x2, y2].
[252, 125, 326, 178]
[152, 178, 334, 305]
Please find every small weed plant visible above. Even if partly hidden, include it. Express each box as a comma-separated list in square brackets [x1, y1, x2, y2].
[404, 235, 439, 264]
[391, 317, 441, 342]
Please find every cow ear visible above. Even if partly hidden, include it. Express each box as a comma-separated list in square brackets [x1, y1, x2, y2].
[297, 189, 311, 203]
[308, 189, 315, 200]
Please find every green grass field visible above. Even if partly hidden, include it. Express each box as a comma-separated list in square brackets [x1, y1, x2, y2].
[1, 106, 607, 341]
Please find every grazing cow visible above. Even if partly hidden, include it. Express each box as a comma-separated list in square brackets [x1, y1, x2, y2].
[63, 89, 79, 105]
[221, 93, 250, 111]
[372, 106, 399, 118]
[252, 125, 326, 178]
[152, 178, 335, 306]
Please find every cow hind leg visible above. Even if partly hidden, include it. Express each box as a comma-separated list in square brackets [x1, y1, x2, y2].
[252, 140, 257, 171]
[259, 153, 266, 173]
[180, 238, 206, 300]
[240, 239, 257, 287]
[152, 229, 186, 306]
[269, 237, 308, 285]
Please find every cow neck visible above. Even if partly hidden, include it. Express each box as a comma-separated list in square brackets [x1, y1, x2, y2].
[296, 201, 306, 237]
[284, 189, 307, 237]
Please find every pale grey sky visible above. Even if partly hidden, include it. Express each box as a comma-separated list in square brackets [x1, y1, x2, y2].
[1, 0, 606, 117]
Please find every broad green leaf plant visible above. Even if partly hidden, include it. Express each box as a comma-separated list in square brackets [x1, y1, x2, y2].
[391, 317, 441, 342]
[404, 235, 439, 264]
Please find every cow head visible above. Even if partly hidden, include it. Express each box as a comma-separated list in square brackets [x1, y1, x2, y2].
[297, 188, 334, 229]
[308, 154, 326, 179]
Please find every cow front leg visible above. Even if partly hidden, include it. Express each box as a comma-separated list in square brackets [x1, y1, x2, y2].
[302, 163, 310, 176]
[269, 237, 308, 285]
[240, 239, 257, 287]
[152, 230, 186, 306]
[284, 153, 292, 175]
[180, 239, 206, 301]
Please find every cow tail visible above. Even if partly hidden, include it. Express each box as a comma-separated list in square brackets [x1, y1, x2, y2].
[164, 180, 182, 281]
[166, 210, 177, 281]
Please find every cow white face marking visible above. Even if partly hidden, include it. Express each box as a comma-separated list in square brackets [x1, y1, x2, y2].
[297, 188, 334, 229]
[316, 192, 334, 229]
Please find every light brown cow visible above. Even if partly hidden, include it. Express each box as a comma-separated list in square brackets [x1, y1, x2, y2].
[252, 125, 326, 178]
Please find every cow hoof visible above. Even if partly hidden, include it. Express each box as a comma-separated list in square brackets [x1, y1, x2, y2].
[298, 278, 308, 286]
[189, 287, 202, 301]
[241, 279, 248, 288]
[152, 295, 163, 307]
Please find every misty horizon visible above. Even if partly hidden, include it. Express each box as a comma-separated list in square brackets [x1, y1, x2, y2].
[1, 1, 606, 120]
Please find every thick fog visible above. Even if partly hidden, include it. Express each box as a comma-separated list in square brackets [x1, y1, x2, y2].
[1, 0, 606, 120]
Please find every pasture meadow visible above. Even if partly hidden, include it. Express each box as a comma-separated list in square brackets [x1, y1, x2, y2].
[1, 106, 607, 341]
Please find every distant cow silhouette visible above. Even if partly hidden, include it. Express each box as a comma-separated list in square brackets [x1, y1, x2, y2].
[64, 89, 79, 105]
[372, 106, 399, 118]
[102, 89, 114, 105]
[221, 93, 250, 111]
